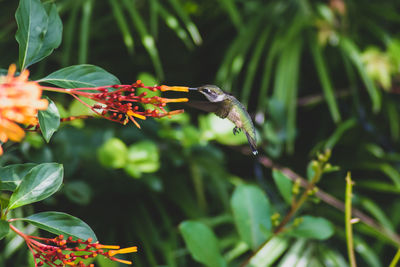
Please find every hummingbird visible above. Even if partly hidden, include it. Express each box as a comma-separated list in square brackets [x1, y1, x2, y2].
[188, 85, 258, 155]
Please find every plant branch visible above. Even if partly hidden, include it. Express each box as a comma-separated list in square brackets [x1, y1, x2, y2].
[345, 172, 357, 267]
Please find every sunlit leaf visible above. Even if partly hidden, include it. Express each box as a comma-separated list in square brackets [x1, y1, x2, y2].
[8, 163, 63, 210]
[21, 211, 97, 241]
[38, 64, 120, 88]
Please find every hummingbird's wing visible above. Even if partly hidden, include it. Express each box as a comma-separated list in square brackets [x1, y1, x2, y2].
[185, 101, 221, 113]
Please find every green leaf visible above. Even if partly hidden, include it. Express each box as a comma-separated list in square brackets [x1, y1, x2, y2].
[340, 38, 381, 112]
[30, 2, 62, 66]
[310, 38, 341, 123]
[21, 211, 97, 241]
[124, 141, 160, 178]
[0, 163, 36, 191]
[272, 169, 293, 204]
[15, 0, 48, 69]
[231, 184, 272, 250]
[289, 216, 334, 240]
[8, 163, 63, 210]
[97, 138, 128, 169]
[0, 220, 10, 240]
[38, 97, 60, 143]
[38, 64, 120, 88]
[64, 180, 92, 206]
[15, 0, 62, 69]
[248, 236, 289, 267]
[179, 221, 226, 267]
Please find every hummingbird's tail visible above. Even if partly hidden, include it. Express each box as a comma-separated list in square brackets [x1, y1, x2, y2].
[245, 131, 258, 155]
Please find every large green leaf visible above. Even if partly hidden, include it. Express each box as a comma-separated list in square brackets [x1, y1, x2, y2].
[38, 64, 120, 88]
[30, 2, 62, 66]
[289, 216, 334, 240]
[21, 211, 97, 241]
[231, 184, 272, 250]
[0, 163, 36, 191]
[38, 97, 60, 143]
[15, 0, 62, 69]
[8, 163, 63, 210]
[179, 221, 226, 267]
[15, 0, 48, 69]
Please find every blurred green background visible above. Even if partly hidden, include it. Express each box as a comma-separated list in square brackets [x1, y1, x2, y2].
[1, 0, 400, 266]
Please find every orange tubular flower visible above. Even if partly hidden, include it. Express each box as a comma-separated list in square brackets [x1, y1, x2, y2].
[42, 80, 189, 129]
[10, 224, 137, 267]
[0, 64, 48, 155]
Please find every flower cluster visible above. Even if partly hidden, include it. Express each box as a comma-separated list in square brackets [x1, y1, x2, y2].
[43, 81, 189, 128]
[10, 224, 137, 267]
[0, 63, 189, 155]
[0, 64, 48, 154]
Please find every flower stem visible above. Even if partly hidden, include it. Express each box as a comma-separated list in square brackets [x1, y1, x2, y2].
[389, 248, 400, 267]
[345, 172, 357, 267]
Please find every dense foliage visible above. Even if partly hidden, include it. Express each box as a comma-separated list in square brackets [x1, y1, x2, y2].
[1, 0, 400, 266]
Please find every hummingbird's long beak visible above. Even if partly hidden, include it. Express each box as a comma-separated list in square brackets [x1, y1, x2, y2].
[188, 87, 198, 91]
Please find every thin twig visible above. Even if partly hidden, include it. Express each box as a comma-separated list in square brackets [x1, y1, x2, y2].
[345, 172, 357, 267]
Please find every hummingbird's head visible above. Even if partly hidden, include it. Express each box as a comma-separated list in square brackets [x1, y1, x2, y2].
[197, 85, 227, 102]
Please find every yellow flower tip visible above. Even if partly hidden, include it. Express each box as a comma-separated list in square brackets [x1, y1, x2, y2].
[108, 246, 138, 257]
[162, 98, 189, 103]
[126, 110, 146, 120]
[7, 64, 17, 77]
[97, 244, 120, 250]
[160, 85, 189, 92]
[113, 258, 133, 265]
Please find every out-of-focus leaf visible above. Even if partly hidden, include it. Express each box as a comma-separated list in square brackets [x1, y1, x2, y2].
[38, 97, 60, 143]
[78, 0, 93, 64]
[276, 239, 310, 267]
[340, 38, 381, 112]
[248, 236, 289, 267]
[231, 184, 272, 250]
[64, 180, 92, 205]
[310, 37, 341, 123]
[97, 138, 128, 169]
[8, 163, 63, 210]
[354, 237, 382, 267]
[0, 221, 9, 241]
[241, 27, 271, 106]
[121, 0, 164, 79]
[361, 198, 394, 232]
[217, 0, 242, 30]
[124, 140, 160, 178]
[158, 4, 194, 49]
[167, 0, 202, 45]
[199, 114, 247, 145]
[289, 216, 334, 240]
[109, 0, 134, 54]
[179, 221, 226, 267]
[272, 169, 293, 204]
[38, 64, 120, 88]
[324, 119, 357, 149]
[0, 163, 36, 191]
[21, 211, 97, 241]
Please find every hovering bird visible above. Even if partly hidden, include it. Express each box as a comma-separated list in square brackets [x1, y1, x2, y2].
[188, 85, 258, 155]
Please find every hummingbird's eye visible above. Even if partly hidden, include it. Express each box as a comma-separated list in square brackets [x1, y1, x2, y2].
[202, 88, 211, 94]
